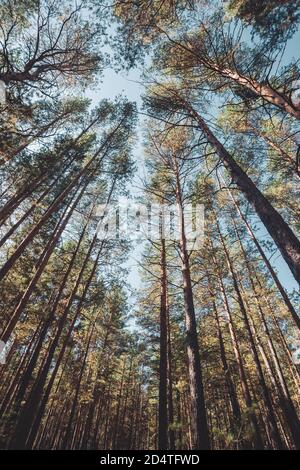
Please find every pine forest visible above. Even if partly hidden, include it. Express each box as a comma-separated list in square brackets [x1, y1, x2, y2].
[0, 0, 300, 451]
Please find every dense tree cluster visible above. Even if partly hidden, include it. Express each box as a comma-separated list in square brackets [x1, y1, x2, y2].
[0, 0, 299, 450]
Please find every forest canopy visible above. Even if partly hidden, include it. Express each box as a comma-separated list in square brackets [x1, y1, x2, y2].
[0, 0, 299, 451]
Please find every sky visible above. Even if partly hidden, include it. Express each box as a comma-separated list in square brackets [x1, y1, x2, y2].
[83, 24, 300, 299]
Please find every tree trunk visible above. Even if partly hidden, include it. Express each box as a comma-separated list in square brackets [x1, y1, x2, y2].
[158, 237, 169, 450]
[0, 181, 89, 343]
[212, 247, 264, 449]
[173, 156, 210, 449]
[226, 186, 300, 330]
[232, 216, 300, 448]
[216, 219, 284, 449]
[167, 297, 175, 449]
[182, 99, 300, 285]
[212, 64, 300, 119]
[210, 293, 243, 444]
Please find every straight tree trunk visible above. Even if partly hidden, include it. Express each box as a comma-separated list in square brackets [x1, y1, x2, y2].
[158, 237, 169, 450]
[180, 97, 300, 284]
[225, 185, 300, 330]
[173, 156, 210, 449]
[167, 298, 175, 449]
[216, 219, 284, 449]
[0, 181, 89, 343]
[0, 116, 124, 282]
[210, 292, 243, 443]
[0, 110, 103, 223]
[61, 324, 95, 449]
[10, 197, 96, 404]
[211, 247, 264, 449]
[232, 216, 300, 448]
